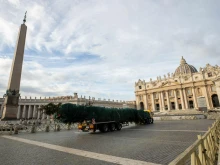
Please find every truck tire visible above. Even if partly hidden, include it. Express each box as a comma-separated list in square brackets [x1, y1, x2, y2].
[144, 119, 150, 124]
[116, 123, 122, 131]
[109, 123, 116, 131]
[150, 118, 154, 124]
[101, 124, 109, 132]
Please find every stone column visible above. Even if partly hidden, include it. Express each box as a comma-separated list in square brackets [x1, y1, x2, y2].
[207, 86, 214, 109]
[22, 105, 27, 119]
[202, 85, 210, 109]
[0, 104, 3, 118]
[213, 78, 220, 105]
[151, 93, 155, 111]
[166, 91, 170, 110]
[158, 92, 162, 111]
[174, 90, 179, 110]
[192, 87, 198, 109]
[17, 105, 21, 119]
[179, 89, 185, 110]
[42, 110, 46, 119]
[183, 88, 189, 109]
[161, 92, 165, 111]
[27, 105, 32, 119]
[32, 105, 37, 119]
[143, 94, 148, 110]
[37, 107, 41, 119]
[135, 95, 140, 110]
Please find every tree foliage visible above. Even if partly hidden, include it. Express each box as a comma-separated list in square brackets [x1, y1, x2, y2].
[56, 103, 151, 124]
[40, 102, 62, 115]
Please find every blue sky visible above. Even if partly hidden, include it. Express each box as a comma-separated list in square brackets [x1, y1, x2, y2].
[0, 0, 220, 101]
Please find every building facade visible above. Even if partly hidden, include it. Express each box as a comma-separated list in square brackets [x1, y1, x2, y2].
[135, 57, 220, 111]
[0, 93, 136, 120]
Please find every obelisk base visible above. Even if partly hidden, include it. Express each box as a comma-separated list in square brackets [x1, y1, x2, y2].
[1, 105, 18, 120]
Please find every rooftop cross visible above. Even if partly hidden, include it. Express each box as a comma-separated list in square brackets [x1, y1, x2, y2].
[23, 11, 27, 24]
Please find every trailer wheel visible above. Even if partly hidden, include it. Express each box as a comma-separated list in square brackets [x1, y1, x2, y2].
[109, 123, 116, 131]
[116, 123, 122, 131]
[101, 124, 109, 132]
[99, 126, 104, 132]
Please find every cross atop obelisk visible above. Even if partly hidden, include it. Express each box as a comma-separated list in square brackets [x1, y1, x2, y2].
[1, 12, 27, 120]
[23, 11, 27, 24]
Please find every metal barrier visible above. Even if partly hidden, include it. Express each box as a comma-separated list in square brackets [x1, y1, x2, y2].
[0, 123, 13, 135]
[0, 120, 78, 135]
[169, 119, 220, 165]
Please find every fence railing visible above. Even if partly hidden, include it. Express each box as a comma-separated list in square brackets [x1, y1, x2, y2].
[169, 119, 220, 165]
[0, 119, 78, 135]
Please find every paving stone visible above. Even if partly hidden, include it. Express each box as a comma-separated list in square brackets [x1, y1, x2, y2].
[0, 120, 214, 165]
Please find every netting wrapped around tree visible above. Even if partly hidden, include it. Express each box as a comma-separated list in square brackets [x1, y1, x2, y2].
[56, 103, 150, 124]
[137, 110, 151, 123]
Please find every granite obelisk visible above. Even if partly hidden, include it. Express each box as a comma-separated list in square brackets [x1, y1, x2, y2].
[1, 12, 27, 120]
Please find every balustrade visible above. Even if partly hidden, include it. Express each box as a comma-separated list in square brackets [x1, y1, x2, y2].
[169, 119, 220, 165]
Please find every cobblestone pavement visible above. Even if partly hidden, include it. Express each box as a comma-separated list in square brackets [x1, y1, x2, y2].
[0, 120, 214, 165]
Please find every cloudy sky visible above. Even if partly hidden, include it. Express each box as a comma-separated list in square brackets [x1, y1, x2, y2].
[0, 0, 220, 101]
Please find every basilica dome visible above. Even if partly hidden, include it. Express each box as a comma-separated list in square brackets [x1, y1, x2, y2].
[174, 57, 198, 76]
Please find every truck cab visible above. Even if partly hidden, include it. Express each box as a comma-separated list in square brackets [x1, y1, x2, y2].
[144, 110, 154, 123]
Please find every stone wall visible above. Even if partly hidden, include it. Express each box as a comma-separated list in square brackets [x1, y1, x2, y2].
[154, 115, 205, 120]
[207, 112, 220, 120]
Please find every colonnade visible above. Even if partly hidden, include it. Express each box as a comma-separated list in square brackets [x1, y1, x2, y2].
[16, 105, 50, 120]
[143, 87, 205, 111]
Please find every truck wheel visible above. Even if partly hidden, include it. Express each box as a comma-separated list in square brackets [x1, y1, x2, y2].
[116, 123, 122, 131]
[99, 125, 104, 132]
[150, 118, 154, 124]
[102, 124, 109, 132]
[109, 123, 116, 131]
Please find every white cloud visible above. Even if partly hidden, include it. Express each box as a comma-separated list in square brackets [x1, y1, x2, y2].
[0, 0, 220, 100]
[7, 0, 20, 6]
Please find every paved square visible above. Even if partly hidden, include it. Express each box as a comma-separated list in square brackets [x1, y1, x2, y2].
[0, 120, 214, 165]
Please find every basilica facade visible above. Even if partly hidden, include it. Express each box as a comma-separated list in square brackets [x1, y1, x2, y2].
[135, 57, 220, 111]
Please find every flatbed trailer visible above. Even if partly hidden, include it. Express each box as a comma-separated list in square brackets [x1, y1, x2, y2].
[78, 117, 153, 133]
[78, 120, 124, 132]
[56, 103, 154, 133]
